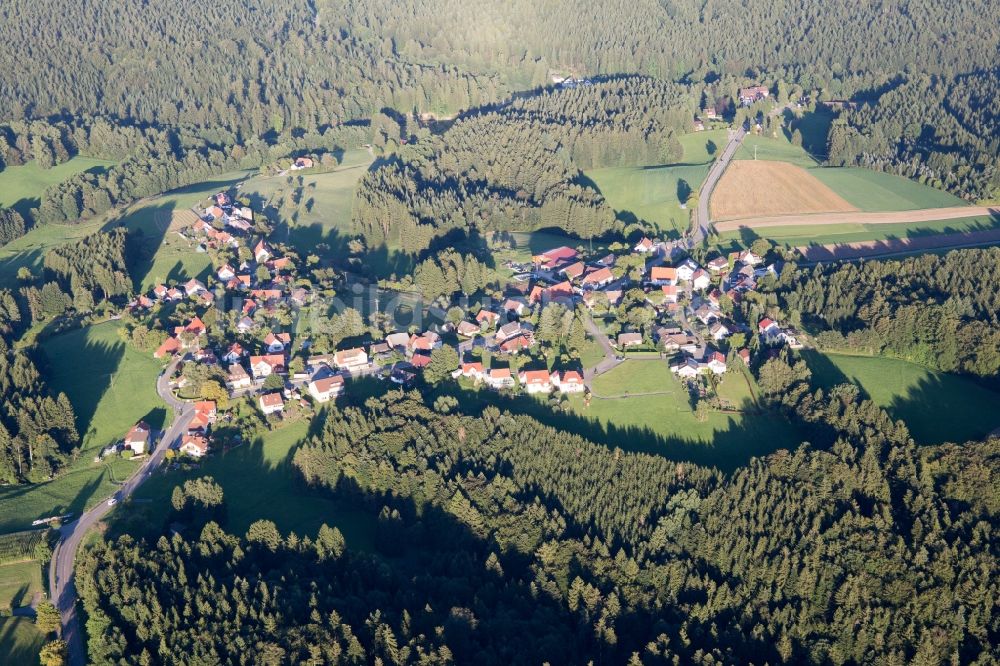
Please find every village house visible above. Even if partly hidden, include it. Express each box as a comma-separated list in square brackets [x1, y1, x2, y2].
[730, 249, 764, 266]
[580, 267, 614, 290]
[292, 156, 314, 170]
[553, 370, 585, 393]
[529, 280, 575, 304]
[222, 343, 246, 364]
[409, 353, 432, 369]
[408, 332, 441, 354]
[451, 361, 485, 381]
[496, 320, 529, 343]
[710, 321, 732, 341]
[707, 256, 730, 273]
[670, 357, 702, 378]
[694, 304, 720, 325]
[180, 433, 209, 458]
[189, 401, 218, 432]
[596, 253, 616, 267]
[502, 298, 530, 317]
[660, 285, 679, 304]
[166, 287, 185, 301]
[254, 240, 272, 263]
[475, 310, 500, 329]
[333, 347, 368, 371]
[675, 259, 699, 282]
[264, 331, 291, 353]
[691, 268, 711, 291]
[237, 316, 256, 334]
[153, 337, 181, 359]
[385, 331, 411, 350]
[499, 335, 533, 354]
[259, 392, 285, 415]
[739, 85, 770, 105]
[633, 237, 655, 253]
[226, 364, 253, 391]
[518, 369, 553, 394]
[758, 318, 781, 340]
[617, 332, 643, 348]
[484, 367, 515, 389]
[738, 348, 751, 365]
[456, 321, 480, 338]
[250, 354, 287, 379]
[706, 351, 727, 374]
[184, 279, 207, 296]
[559, 261, 586, 281]
[308, 374, 345, 403]
[649, 266, 677, 286]
[217, 264, 236, 281]
[692, 118, 705, 132]
[123, 421, 151, 455]
[658, 330, 699, 354]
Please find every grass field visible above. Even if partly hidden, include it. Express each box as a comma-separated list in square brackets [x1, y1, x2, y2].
[716, 215, 1000, 250]
[107, 171, 253, 291]
[803, 351, 1000, 445]
[0, 157, 115, 212]
[40, 321, 166, 454]
[120, 419, 375, 548]
[564, 361, 801, 471]
[242, 149, 372, 250]
[586, 163, 709, 237]
[711, 160, 856, 220]
[679, 130, 727, 163]
[810, 168, 968, 211]
[0, 617, 45, 666]
[0, 560, 42, 611]
[0, 457, 139, 534]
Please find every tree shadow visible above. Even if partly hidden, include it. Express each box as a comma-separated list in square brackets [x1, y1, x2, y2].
[119, 201, 176, 292]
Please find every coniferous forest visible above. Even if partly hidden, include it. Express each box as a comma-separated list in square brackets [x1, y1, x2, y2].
[0, 1, 997, 664]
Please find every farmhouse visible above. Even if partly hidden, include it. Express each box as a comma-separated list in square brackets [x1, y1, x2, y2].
[180, 434, 209, 458]
[518, 369, 552, 393]
[259, 392, 285, 415]
[308, 374, 345, 403]
[533, 246, 578, 266]
[123, 422, 151, 455]
[292, 157, 314, 170]
[559, 262, 586, 281]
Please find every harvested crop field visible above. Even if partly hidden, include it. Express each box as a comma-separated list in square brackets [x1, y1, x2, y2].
[710, 161, 856, 220]
[713, 206, 997, 232]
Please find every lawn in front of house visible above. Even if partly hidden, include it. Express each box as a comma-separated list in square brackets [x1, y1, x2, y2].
[40, 321, 166, 455]
[115, 419, 375, 549]
[803, 351, 1000, 445]
[0, 560, 42, 611]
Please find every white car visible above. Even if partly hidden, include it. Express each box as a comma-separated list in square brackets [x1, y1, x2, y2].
[107, 497, 118, 507]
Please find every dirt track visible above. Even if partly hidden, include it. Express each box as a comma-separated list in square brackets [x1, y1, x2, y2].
[797, 227, 1000, 261]
[713, 206, 998, 232]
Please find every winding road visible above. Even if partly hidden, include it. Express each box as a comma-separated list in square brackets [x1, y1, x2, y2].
[50, 360, 192, 666]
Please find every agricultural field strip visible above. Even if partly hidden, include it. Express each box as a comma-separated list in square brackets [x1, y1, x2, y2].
[713, 206, 997, 231]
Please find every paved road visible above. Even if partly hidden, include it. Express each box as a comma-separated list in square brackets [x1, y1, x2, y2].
[693, 127, 746, 245]
[581, 313, 621, 383]
[50, 360, 192, 666]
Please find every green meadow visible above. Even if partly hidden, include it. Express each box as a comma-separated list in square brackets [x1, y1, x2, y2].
[803, 351, 1000, 445]
[115, 419, 376, 548]
[811, 168, 968, 211]
[0, 157, 115, 210]
[0, 560, 42, 611]
[0, 617, 45, 666]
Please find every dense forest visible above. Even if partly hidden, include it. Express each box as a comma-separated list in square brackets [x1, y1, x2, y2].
[353, 78, 695, 251]
[80, 389, 998, 663]
[826, 70, 1000, 200]
[771, 248, 1000, 377]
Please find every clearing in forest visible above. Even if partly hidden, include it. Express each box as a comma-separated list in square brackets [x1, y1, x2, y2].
[710, 160, 857, 220]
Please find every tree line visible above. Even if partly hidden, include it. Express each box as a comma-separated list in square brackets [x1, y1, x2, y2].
[770, 248, 1000, 377]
